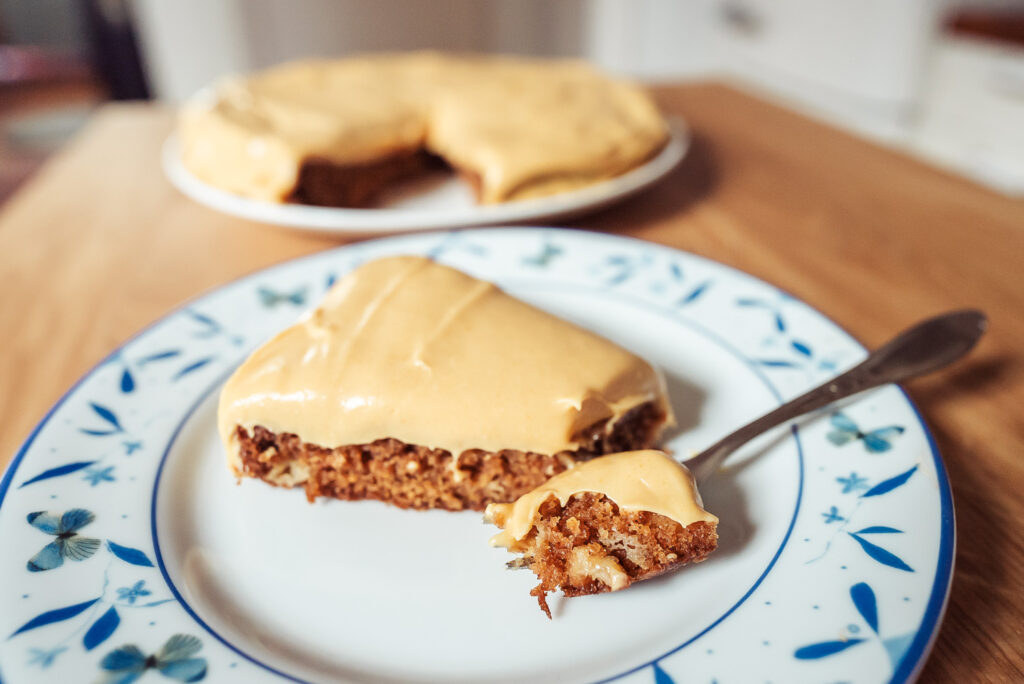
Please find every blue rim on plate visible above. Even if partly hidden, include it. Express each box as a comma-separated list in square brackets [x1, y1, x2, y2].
[0, 228, 953, 684]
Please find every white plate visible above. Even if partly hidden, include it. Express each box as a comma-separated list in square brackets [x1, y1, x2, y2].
[0, 228, 952, 683]
[161, 123, 689, 235]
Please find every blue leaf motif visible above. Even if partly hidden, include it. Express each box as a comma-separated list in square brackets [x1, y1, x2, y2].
[173, 357, 215, 380]
[848, 533, 914, 572]
[83, 606, 120, 650]
[19, 460, 97, 488]
[794, 638, 866, 659]
[89, 403, 123, 431]
[80, 429, 117, 437]
[791, 340, 813, 357]
[850, 583, 879, 634]
[652, 662, 675, 684]
[668, 263, 683, 281]
[754, 359, 799, 368]
[27, 645, 67, 669]
[186, 311, 218, 328]
[107, 541, 154, 567]
[607, 270, 631, 286]
[854, 526, 903, 535]
[775, 313, 786, 332]
[862, 466, 918, 498]
[10, 598, 99, 637]
[677, 280, 711, 306]
[120, 369, 135, 393]
[735, 297, 765, 307]
[137, 349, 181, 365]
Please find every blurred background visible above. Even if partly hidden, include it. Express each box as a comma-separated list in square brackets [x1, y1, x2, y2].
[2, 0, 1023, 203]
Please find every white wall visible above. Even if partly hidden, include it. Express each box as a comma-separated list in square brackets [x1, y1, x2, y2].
[133, 0, 1024, 193]
[133, 0, 250, 102]
[134, 0, 590, 101]
[133, 0, 942, 139]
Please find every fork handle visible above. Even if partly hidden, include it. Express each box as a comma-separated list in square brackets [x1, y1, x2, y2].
[687, 309, 986, 480]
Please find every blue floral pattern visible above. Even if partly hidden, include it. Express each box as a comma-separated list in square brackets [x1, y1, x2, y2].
[83, 466, 117, 487]
[116, 581, 152, 605]
[795, 582, 915, 670]
[836, 472, 869, 494]
[0, 228, 951, 683]
[27, 646, 67, 669]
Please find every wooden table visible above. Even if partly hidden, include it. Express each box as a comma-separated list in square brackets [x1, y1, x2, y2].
[1, 84, 1021, 681]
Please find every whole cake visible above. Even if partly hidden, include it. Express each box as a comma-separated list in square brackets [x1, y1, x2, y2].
[180, 53, 669, 207]
[484, 450, 718, 617]
[218, 256, 674, 511]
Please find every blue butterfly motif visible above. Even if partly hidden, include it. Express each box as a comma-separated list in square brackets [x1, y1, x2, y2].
[827, 412, 905, 453]
[99, 633, 207, 683]
[257, 286, 306, 308]
[26, 509, 101, 572]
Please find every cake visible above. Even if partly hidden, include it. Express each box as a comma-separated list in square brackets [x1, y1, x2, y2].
[218, 256, 674, 511]
[484, 450, 718, 617]
[180, 53, 669, 207]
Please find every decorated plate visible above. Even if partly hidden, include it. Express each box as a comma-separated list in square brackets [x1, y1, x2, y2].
[161, 122, 689, 235]
[0, 228, 951, 683]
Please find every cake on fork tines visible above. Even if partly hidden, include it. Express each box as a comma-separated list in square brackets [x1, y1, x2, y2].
[484, 450, 718, 617]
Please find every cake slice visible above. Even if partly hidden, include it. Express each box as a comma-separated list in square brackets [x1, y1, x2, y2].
[218, 256, 674, 511]
[484, 450, 718, 617]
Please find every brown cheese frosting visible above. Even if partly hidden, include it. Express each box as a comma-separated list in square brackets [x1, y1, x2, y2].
[180, 53, 668, 204]
[484, 450, 717, 550]
[218, 256, 673, 473]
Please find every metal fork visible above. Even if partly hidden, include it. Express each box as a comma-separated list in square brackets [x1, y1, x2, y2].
[684, 309, 987, 482]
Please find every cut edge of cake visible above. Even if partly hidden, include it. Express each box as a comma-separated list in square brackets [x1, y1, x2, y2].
[231, 398, 667, 511]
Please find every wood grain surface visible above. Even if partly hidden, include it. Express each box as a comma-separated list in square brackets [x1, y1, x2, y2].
[1, 84, 1021, 681]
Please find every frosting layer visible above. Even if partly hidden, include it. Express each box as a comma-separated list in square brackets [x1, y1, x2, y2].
[218, 257, 672, 469]
[180, 53, 668, 204]
[485, 450, 717, 548]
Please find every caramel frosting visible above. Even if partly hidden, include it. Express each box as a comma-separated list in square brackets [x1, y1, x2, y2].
[485, 450, 717, 549]
[218, 256, 672, 472]
[180, 53, 668, 204]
